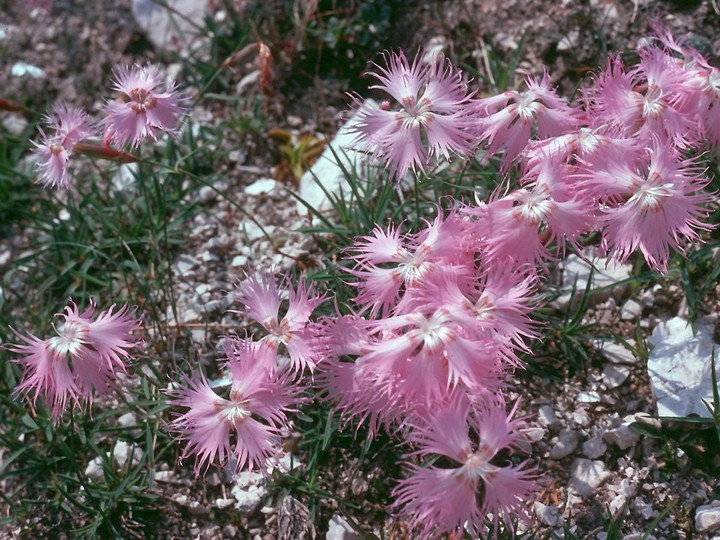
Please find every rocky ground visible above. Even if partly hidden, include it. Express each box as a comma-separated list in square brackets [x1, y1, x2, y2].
[2, 0, 720, 538]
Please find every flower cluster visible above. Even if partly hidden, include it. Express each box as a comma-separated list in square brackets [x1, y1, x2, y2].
[31, 64, 185, 189]
[168, 274, 323, 474]
[352, 35, 715, 272]
[7, 300, 141, 420]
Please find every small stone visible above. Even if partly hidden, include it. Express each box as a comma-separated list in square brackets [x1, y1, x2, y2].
[534, 502, 562, 527]
[216, 498, 235, 509]
[223, 525, 238, 538]
[603, 363, 631, 389]
[538, 405, 560, 427]
[117, 412, 137, 428]
[582, 436, 607, 459]
[112, 163, 139, 191]
[113, 441, 142, 469]
[155, 470, 180, 483]
[569, 459, 612, 497]
[550, 429, 580, 459]
[603, 415, 640, 450]
[241, 222, 271, 242]
[231, 484, 268, 513]
[175, 255, 199, 276]
[596, 340, 637, 364]
[231, 255, 248, 267]
[84, 457, 105, 481]
[577, 391, 601, 403]
[11, 62, 45, 78]
[174, 494, 189, 506]
[327, 514, 357, 540]
[696, 501, 720, 533]
[198, 185, 216, 203]
[245, 178, 278, 195]
[620, 299, 642, 320]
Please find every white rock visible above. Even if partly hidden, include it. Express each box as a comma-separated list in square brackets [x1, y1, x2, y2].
[582, 436, 607, 459]
[245, 178, 278, 195]
[534, 502, 562, 527]
[647, 317, 717, 418]
[112, 163, 138, 192]
[696, 501, 720, 533]
[557, 253, 632, 308]
[231, 484, 267, 513]
[231, 255, 248, 267]
[577, 391, 601, 403]
[216, 498, 235, 510]
[297, 101, 376, 216]
[550, 429, 580, 459]
[327, 514, 357, 540]
[241, 221, 271, 242]
[11, 62, 45, 78]
[131, 0, 207, 53]
[602, 363, 630, 389]
[85, 457, 105, 481]
[603, 415, 640, 450]
[538, 405, 560, 427]
[118, 412, 137, 428]
[155, 470, 180, 483]
[596, 340, 637, 364]
[569, 459, 612, 497]
[113, 441, 142, 469]
[620, 299, 642, 320]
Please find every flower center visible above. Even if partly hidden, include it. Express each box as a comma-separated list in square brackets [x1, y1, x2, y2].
[641, 85, 665, 118]
[128, 88, 157, 114]
[49, 319, 90, 357]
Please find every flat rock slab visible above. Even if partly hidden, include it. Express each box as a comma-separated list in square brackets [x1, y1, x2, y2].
[647, 317, 717, 418]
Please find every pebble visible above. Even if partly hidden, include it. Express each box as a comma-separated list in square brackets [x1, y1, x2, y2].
[602, 363, 630, 389]
[620, 299, 642, 320]
[596, 339, 637, 364]
[603, 415, 640, 450]
[582, 436, 607, 459]
[84, 456, 105, 481]
[569, 459, 612, 497]
[577, 391, 601, 403]
[534, 502, 563, 527]
[245, 178, 278, 195]
[549, 429, 580, 459]
[327, 514, 357, 540]
[696, 501, 720, 533]
[216, 498, 235, 509]
[231, 484, 268, 513]
[113, 441, 142, 469]
[538, 405, 560, 427]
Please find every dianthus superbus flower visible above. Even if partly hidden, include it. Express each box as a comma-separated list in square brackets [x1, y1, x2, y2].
[168, 339, 301, 475]
[392, 399, 537, 538]
[31, 103, 94, 189]
[348, 50, 474, 180]
[104, 64, 185, 149]
[7, 300, 141, 420]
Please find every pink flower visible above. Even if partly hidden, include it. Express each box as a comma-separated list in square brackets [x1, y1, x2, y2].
[168, 339, 300, 475]
[348, 51, 475, 180]
[349, 213, 473, 317]
[234, 274, 325, 372]
[357, 309, 505, 408]
[599, 140, 712, 271]
[587, 50, 700, 148]
[466, 157, 592, 269]
[475, 71, 583, 169]
[392, 398, 537, 537]
[7, 300, 141, 420]
[104, 64, 185, 149]
[31, 103, 94, 189]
